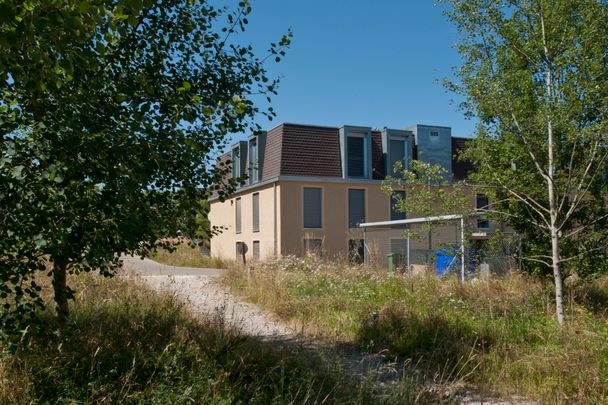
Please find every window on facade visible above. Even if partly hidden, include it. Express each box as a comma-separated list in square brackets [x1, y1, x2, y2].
[231, 147, 240, 180]
[390, 190, 406, 221]
[347, 136, 365, 177]
[303, 187, 322, 228]
[248, 137, 258, 184]
[252, 241, 260, 259]
[388, 139, 406, 176]
[304, 238, 322, 256]
[236, 241, 246, 261]
[430, 130, 439, 137]
[235, 197, 242, 234]
[348, 189, 365, 228]
[348, 239, 364, 264]
[252, 193, 259, 232]
[476, 193, 490, 229]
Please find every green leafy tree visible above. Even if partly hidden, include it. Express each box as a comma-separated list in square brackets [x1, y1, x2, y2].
[444, 0, 608, 324]
[382, 160, 472, 222]
[0, 0, 290, 330]
[382, 160, 476, 279]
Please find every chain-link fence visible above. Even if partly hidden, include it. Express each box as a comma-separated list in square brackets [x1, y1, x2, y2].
[360, 216, 519, 278]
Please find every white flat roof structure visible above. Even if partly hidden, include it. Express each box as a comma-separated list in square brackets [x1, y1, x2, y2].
[359, 213, 479, 229]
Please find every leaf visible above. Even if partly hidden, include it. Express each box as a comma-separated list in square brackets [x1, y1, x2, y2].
[33, 234, 46, 248]
[11, 165, 24, 180]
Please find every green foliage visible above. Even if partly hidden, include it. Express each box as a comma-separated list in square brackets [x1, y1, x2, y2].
[0, 0, 291, 331]
[442, 0, 608, 278]
[227, 258, 608, 403]
[1, 275, 362, 404]
[382, 159, 474, 237]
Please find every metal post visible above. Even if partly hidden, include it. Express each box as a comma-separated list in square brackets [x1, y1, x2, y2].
[406, 232, 411, 274]
[363, 227, 367, 265]
[460, 216, 465, 282]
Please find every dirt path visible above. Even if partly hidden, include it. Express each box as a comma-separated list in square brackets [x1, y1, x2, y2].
[122, 256, 535, 405]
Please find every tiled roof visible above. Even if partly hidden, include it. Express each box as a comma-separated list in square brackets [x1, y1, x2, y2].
[278, 124, 342, 178]
[215, 123, 475, 185]
[261, 124, 283, 180]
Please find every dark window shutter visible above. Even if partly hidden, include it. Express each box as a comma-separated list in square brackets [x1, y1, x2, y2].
[390, 191, 406, 221]
[303, 187, 322, 228]
[476, 194, 490, 229]
[252, 193, 260, 232]
[239, 141, 248, 177]
[348, 239, 364, 264]
[231, 148, 239, 179]
[348, 189, 365, 228]
[389, 139, 405, 175]
[235, 198, 241, 233]
[253, 241, 260, 259]
[347, 137, 365, 177]
[248, 138, 258, 184]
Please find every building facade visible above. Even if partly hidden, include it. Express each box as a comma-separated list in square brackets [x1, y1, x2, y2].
[208, 122, 494, 262]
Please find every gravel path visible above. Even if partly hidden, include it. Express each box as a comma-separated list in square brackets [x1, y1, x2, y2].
[122, 256, 536, 405]
[122, 256, 293, 339]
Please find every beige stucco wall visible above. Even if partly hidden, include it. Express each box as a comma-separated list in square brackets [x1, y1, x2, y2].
[208, 179, 513, 263]
[208, 182, 279, 261]
[279, 180, 395, 259]
[278, 181, 511, 262]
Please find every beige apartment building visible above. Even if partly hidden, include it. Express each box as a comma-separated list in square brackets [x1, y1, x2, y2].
[208, 121, 506, 264]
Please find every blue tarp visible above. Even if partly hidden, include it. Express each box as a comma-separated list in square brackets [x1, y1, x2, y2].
[435, 248, 476, 278]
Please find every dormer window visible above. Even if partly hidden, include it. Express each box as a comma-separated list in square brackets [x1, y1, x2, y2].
[231, 141, 248, 186]
[231, 147, 240, 180]
[347, 136, 365, 177]
[389, 138, 406, 175]
[382, 128, 413, 177]
[247, 131, 266, 185]
[340, 126, 372, 179]
[248, 137, 258, 184]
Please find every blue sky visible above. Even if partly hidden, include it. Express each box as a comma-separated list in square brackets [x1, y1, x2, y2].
[234, 1, 475, 140]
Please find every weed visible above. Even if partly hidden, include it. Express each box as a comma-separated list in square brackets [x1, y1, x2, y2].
[225, 256, 608, 404]
[149, 241, 232, 269]
[1, 274, 365, 404]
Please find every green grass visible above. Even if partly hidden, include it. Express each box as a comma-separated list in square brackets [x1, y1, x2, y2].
[0, 274, 380, 404]
[224, 256, 608, 404]
[149, 241, 231, 269]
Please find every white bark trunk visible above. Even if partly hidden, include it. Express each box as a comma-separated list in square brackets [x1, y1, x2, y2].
[551, 228, 565, 324]
[541, 9, 565, 325]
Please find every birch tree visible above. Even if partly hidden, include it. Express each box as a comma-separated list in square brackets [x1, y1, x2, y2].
[444, 0, 608, 324]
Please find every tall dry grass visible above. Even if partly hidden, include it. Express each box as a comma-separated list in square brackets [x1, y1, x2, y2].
[0, 273, 371, 404]
[224, 256, 608, 404]
[149, 241, 232, 268]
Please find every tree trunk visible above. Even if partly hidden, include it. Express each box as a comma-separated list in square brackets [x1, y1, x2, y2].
[52, 262, 69, 328]
[541, 9, 565, 325]
[550, 229, 565, 324]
